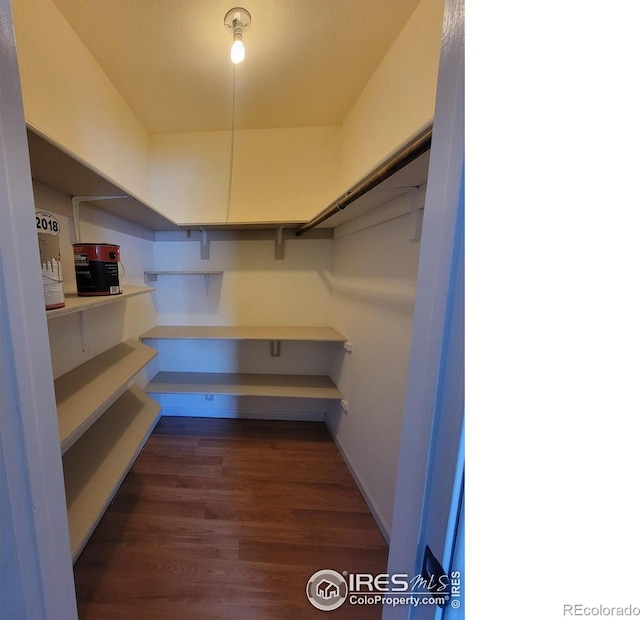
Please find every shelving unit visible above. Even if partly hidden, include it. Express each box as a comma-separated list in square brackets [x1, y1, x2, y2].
[55, 339, 158, 453]
[45, 285, 154, 320]
[144, 270, 223, 282]
[63, 385, 160, 560]
[44, 283, 160, 560]
[140, 325, 347, 342]
[142, 325, 346, 404]
[27, 128, 178, 231]
[147, 371, 343, 400]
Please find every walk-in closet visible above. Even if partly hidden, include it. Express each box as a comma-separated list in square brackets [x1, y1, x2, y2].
[0, 0, 464, 618]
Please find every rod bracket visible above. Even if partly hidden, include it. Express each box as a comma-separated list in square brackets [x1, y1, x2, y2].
[406, 184, 427, 243]
[200, 229, 210, 260]
[275, 226, 285, 260]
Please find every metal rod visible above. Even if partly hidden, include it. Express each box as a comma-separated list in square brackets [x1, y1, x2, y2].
[295, 125, 433, 236]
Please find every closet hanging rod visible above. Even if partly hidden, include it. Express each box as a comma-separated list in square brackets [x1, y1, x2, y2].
[295, 124, 433, 236]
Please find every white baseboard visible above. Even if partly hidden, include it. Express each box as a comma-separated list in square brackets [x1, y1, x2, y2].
[324, 415, 391, 543]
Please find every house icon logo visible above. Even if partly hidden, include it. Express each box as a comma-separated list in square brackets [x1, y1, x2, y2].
[306, 569, 348, 611]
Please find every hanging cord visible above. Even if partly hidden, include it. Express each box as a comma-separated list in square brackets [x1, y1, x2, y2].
[225, 64, 237, 223]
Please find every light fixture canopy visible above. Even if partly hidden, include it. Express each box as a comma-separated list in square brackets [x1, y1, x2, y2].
[224, 7, 251, 64]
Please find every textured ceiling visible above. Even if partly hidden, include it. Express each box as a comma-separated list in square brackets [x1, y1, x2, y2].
[51, 0, 421, 134]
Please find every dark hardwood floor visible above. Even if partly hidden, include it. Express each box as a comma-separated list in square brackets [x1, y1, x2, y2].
[74, 417, 389, 619]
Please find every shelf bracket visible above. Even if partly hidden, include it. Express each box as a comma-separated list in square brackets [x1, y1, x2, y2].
[77, 311, 86, 352]
[204, 273, 210, 296]
[406, 184, 427, 244]
[200, 229, 210, 260]
[270, 340, 281, 357]
[71, 195, 128, 244]
[275, 226, 285, 260]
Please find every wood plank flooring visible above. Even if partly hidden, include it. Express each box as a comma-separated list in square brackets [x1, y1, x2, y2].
[74, 417, 389, 619]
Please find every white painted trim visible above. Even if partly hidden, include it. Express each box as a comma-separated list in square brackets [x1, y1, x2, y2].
[383, 0, 464, 617]
[0, 2, 77, 617]
[324, 415, 391, 543]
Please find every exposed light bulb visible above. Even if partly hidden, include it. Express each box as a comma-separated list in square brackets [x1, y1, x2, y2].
[224, 8, 250, 64]
[231, 38, 245, 64]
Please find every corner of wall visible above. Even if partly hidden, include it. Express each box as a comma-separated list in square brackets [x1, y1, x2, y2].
[324, 412, 391, 543]
[338, 0, 445, 190]
[12, 0, 152, 205]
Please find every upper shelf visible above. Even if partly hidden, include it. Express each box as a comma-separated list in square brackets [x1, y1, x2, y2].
[26, 128, 307, 233]
[26, 128, 179, 231]
[140, 325, 347, 342]
[297, 126, 433, 234]
[314, 150, 430, 229]
[45, 285, 154, 320]
[143, 270, 223, 282]
[27, 126, 430, 234]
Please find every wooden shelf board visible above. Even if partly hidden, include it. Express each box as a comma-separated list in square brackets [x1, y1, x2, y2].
[144, 270, 223, 276]
[27, 128, 179, 231]
[140, 325, 347, 342]
[45, 285, 154, 320]
[55, 339, 158, 454]
[147, 371, 344, 400]
[63, 385, 160, 561]
[144, 270, 224, 283]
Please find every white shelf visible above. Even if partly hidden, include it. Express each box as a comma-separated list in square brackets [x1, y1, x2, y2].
[144, 270, 223, 282]
[63, 385, 160, 561]
[27, 128, 178, 231]
[147, 371, 344, 400]
[55, 339, 158, 454]
[45, 285, 154, 320]
[309, 135, 430, 230]
[140, 325, 347, 342]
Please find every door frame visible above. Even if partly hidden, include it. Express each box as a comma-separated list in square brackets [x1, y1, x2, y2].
[384, 0, 465, 617]
[0, 1, 77, 617]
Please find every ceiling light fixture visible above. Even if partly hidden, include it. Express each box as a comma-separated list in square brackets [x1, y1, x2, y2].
[224, 7, 251, 64]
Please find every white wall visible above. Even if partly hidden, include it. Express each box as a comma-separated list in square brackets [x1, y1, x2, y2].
[149, 131, 232, 225]
[11, 0, 152, 205]
[149, 232, 336, 419]
[152, 233, 333, 326]
[325, 194, 421, 539]
[32, 183, 158, 381]
[150, 126, 340, 225]
[228, 127, 340, 223]
[338, 0, 444, 191]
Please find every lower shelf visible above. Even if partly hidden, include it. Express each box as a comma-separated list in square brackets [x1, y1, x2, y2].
[62, 384, 161, 561]
[146, 371, 344, 400]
